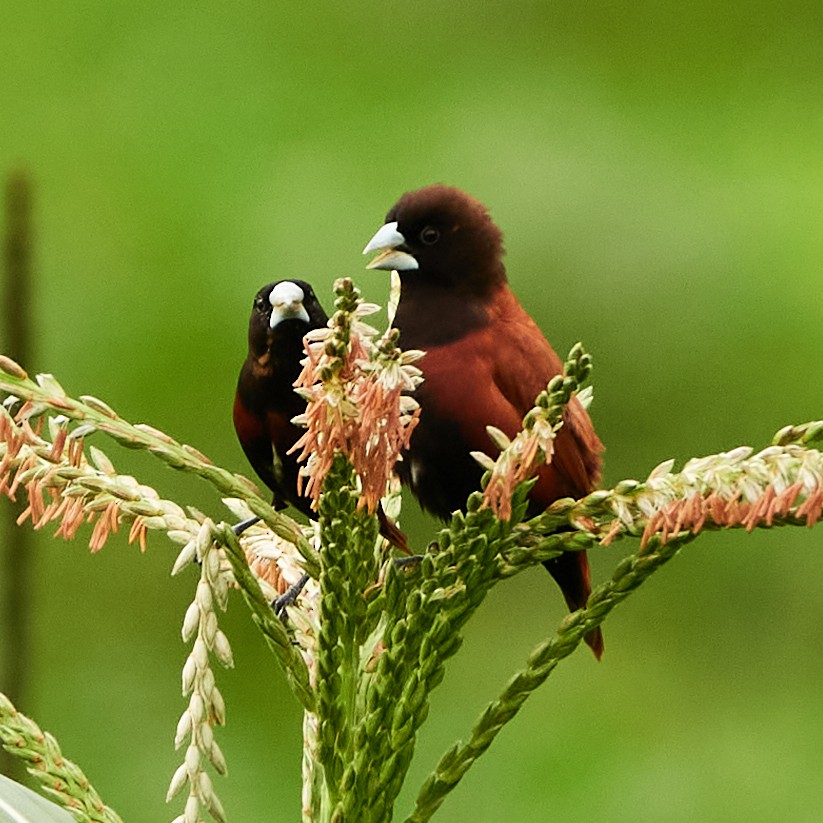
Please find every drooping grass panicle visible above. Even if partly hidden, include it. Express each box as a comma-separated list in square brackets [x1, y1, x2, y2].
[0, 357, 317, 572]
[290, 277, 423, 514]
[0, 401, 202, 554]
[168, 514, 321, 821]
[167, 519, 233, 823]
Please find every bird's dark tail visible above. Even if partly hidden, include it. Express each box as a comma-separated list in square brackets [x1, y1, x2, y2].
[543, 551, 604, 660]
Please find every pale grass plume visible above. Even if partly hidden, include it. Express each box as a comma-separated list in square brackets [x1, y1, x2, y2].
[0, 402, 202, 554]
[168, 519, 232, 823]
[222, 499, 322, 821]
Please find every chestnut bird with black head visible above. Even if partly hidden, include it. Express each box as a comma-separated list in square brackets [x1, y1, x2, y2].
[364, 185, 604, 658]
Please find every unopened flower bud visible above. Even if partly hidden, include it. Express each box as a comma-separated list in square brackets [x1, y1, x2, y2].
[166, 762, 189, 801]
[185, 743, 200, 775]
[181, 657, 197, 696]
[213, 630, 234, 668]
[189, 694, 205, 725]
[181, 602, 200, 643]
[174, 710, 193, 749]
[184, 794, 199, 823]
[171, 540, 197, 575]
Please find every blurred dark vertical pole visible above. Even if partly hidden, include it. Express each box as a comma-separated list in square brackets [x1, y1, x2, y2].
[1, 170, 33, 780]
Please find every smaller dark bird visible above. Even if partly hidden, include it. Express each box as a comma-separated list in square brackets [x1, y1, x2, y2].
[234, 279, 409, 551]
[234, 279, 328, 518]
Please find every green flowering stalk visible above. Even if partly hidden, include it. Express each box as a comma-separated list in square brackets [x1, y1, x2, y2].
[288, 278, 424, 819]
[290, 277, 423, 515]
[406, 529, 693, 823]
[475, 341, 593, 520]
[330, 343, 594, 821]
[291, 283, 592, 822]
[1, 275, 823, 823]
[341, 493, 529, 823]
[515, 434, 823, 564]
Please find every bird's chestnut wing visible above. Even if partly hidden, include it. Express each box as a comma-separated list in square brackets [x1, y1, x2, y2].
[418, 307, 601, 505]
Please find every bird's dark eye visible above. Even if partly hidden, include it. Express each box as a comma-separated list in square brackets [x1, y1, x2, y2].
[254, 297, 266, 311]
[420, 226, 440, 245]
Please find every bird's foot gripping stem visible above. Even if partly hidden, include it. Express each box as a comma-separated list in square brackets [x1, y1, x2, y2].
[273, 572, 310, 621]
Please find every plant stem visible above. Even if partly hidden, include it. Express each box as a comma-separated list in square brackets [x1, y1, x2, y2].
[215, 523, 315, 712]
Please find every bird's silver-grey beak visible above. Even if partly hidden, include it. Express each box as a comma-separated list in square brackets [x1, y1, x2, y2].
[269, 281, 310, 329]
[363, 220, 419, 271]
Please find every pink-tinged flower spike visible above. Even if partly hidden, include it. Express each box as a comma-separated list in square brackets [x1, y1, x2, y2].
[596, 442, 823, 550]
[478, 343, 593, 521]
[290, 277, 423, 514]
[0, 403, 202, 555]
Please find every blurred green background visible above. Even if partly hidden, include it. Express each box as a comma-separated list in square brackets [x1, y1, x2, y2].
[1, 2, 822, 821]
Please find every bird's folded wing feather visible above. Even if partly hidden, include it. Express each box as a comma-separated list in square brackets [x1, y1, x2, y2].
[420, 302, 602, 504]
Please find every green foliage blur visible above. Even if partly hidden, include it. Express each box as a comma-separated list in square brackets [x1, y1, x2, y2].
[2, 2, 822, 821]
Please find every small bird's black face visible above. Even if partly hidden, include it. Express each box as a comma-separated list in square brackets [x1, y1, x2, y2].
[235, 278, 328, 520]
[363, 184, 505, 295]
[247, 279, 326, 356]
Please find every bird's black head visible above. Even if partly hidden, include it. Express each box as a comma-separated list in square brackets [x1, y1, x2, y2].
[247, 279, 328, 357]
[363, 184, 506, 296]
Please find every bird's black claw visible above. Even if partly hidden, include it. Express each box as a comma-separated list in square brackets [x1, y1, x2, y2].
[393, 555, 423, 571]
[232, 516, 260, 536]
[273, 572, 310, 622]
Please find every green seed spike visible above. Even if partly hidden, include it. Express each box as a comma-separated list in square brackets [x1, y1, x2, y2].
[3, 282, 823, 823]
